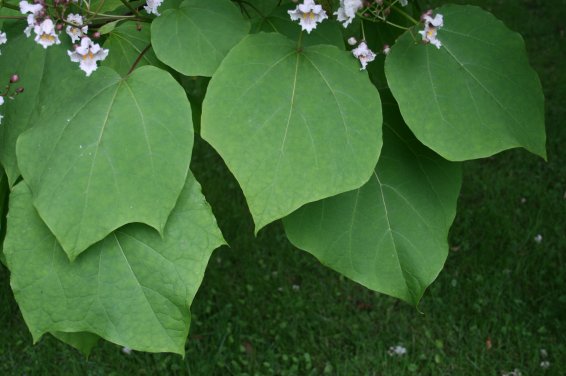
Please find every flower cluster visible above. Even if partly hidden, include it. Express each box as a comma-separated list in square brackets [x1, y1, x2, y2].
[287, 1, 426, 71]
[14, 1, 108, 76]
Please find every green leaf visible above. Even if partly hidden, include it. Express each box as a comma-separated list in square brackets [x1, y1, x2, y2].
[4, 173, 225, 355]
[102, 22, 164, 76]
[284, 95, 462, 305]
[202, 33, 382, 232]
[0, 167, 7, 266]
[151, 0, 251, 76]
[90, 0, 123, 13]
[385, 4, 546, 161]
[16, 66, 193, 260]
[0, 23, 76, 186]
[51, 332, 100, 356]
[98, 20, 120, 35]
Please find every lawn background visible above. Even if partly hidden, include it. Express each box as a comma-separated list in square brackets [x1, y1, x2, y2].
[1, 0, 565, 374]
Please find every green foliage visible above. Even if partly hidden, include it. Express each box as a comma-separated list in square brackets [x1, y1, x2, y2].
[102, 23, 164, 76]
[16, 66, 193, 259]
[151, 0, 251, 76]
[4, 174, 224, 355]
[0, 0, 548, 357]
[385, 5, 546, 161]
[284, 97, 462, 304]
[202, 32, 382, 231]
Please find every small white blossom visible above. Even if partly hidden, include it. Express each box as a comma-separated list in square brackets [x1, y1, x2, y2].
[0, 95, 4, 106]
[65, 14, 88, 43]
[68, 37, 109, 76]
[334, 0, 363, 28]
[540, 361, 550, 369]
[19, 1, 44, 37]
[352, 41, 376, 70]
[534, 234, 543, 243]
[288, 0, 328, 34]
[383, 44, 391, 55]
[418, 12, 444, 49]
[121, 346, 132, 355]
[34, 19, 60, 49]
[0, 31, 7, 54]
[144, 0, 163, 16]
[400, 0, 408, 6]
[387, 345, 407, 357]
[19, 0, 43, 15]
[347, 37, 357, 46]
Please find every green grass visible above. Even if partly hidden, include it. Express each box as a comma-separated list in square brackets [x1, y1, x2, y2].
[1, 0, 565, 374]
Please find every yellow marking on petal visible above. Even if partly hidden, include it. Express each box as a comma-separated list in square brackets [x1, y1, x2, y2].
[40, 33, 55, 42]
[302, 11, 315, 20]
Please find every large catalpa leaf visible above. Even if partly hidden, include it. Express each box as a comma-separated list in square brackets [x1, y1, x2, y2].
[102, 22, 165, 76]
[385, 4, 545, 161]
[202, 33, 382, 232]
[151, 0, 251, 77]
[0, 23, 76, 186]
[284, 95, 462, 305]
[16, 66, 193, 260]
[4, 173, 224, 355]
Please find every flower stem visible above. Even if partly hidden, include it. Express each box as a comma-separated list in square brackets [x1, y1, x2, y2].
[127, 43, 151, 75]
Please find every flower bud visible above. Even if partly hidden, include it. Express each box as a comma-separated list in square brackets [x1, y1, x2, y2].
[10, 74, 19, 83]
[56, 23, 63, 31]
[16, 87, 24, 93]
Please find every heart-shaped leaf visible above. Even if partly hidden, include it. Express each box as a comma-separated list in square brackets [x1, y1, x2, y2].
[385, 4, 545, 161]
[202, 33, 382, 232]
[17, 66, 193, 260]
[4, 173, 224, 355]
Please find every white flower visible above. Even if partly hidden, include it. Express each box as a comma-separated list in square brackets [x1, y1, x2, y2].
[383, 44, 391, 55]
[418, 12, 444, 49]
[65, 14, 88, 43]
[19, 0, 43, 15]
[19, 1, 44, 38]
[334, 0, 363, 28]
[540, 361, 550, 369]
[534, 234, 543, 243]
[0, 95, 4, 106]
[387, 345, 407, 356]
[347, 37, 357, 46]
[400, 0, 408, 6]
[0, 31, 6, 54]
[144, 0, 163, 16]
[352, 41, 376, 70]
[68, 37, 109, 76]
[34, 19, 60, 48]
[288, 0, 328, 34]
